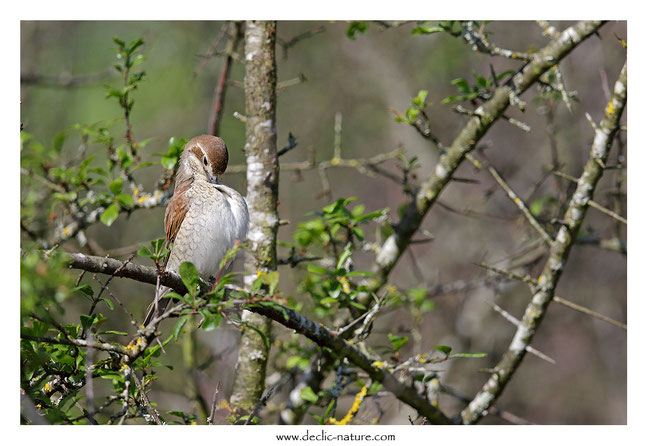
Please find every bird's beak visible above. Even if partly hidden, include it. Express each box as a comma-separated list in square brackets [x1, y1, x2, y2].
[207, 173, 219, 184]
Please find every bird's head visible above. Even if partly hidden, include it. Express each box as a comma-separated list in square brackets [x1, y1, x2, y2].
[179, 135, 229, 185]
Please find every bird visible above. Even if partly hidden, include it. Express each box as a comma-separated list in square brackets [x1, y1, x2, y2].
[143, 135, 249, 326]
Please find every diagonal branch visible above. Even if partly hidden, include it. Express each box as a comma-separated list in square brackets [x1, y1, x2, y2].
[487, 164, 553, 245]
[460, 58, 626, 424]
[60, 251, 452, 423]
[247, 302, 452, 424]
[369, 21, 605, 296]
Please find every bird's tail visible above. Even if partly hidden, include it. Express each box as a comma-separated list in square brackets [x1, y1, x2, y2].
[143, 285, 173, 327]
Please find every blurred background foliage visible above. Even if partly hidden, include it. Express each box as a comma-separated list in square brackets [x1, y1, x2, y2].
[20, 21, 626, 424]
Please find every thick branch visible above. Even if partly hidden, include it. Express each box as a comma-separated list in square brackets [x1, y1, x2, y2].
[62, 252, 451, 423]
[247, 302, 451, 424]
[64, 252, 186, 293]
[460, 59, 627, 424]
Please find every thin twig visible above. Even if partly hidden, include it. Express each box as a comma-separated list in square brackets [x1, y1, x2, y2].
[131, 372, 163, 425]
[487, 165, 553, 245]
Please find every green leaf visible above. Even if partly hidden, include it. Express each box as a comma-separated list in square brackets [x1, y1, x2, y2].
[99, 330, 128, 336]
[346, 270, 374, 277]
[451, 78, 470, 93]
[474, 75, 489, 88]
[72, 284, 94, 297]
[80, 314, 97, 329]
[179, 262, 200, 293]
[497, 70, 514, 81]
[451, 352, 487, 358]
[286, 355, 309, 370]
[100, 204, 119, 226]
[300, 386, 319, 403]
[137, 246, 153, 258]
[199, 310, 222, 331]
[161, 156, 177, 170]
[130, 161, 156, 172]
[245, 323, 271, 350]
[307, 264, 331, 275]
[100, 298, 115, 310]
[336, 248, 352, 270]
[412, 25, 444, 34]
[346, 21, 368, 40]
[435, 345, 452, 356]
[530, 198, 544, 216]
[323, 399, 336, 419]
[116, 193, 133, 208]
[368, 381, 383, 395]
[53, 132, 66, 152]
[388, 333, 409, 351]
[32, 320, 50, 337]
[413, 90, 428, 106]
[442, 95, 464, 104]
[172, 315, 190, 341]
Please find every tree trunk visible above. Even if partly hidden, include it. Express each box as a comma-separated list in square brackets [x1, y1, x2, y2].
[229, 20, 278, 417]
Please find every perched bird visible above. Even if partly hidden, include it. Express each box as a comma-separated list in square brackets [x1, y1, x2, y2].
[143, 135, 249, 326]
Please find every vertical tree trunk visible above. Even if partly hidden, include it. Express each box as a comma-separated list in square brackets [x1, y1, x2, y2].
[229, 20, 278, 417]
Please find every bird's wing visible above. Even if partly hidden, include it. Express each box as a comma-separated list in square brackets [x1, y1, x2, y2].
[164, 190, 190, 246]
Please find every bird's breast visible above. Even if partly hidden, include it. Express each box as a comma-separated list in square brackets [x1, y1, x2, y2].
[166, 183, 249, 280]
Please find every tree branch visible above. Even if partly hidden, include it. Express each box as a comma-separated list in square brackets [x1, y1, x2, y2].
[208, 21, 242, 136]
[369, 20, 605, 296]
[460, 58, 626, 424]
[61, 251, 452, 423]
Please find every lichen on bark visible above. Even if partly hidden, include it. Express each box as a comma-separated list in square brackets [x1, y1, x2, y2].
[229, 20, 279, 416]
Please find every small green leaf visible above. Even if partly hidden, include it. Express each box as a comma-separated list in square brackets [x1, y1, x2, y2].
[412, 25, 444, 35]
[435, 345, 452, 356]
[368, 381, 383, 395]
[99, 330, 128, 336]
[336, 248, 352, 270]
[199, 310, 222, 331]
[172, 315, 190, 341]
[72, 284, 94, 297]
[80, 314, 96, 329]
[346, 21, 368, 40]
[53, 132, 66, 152]
[451, 78, 470, 93]
[100, 204, 119, 226]
[308, 264, 331, 275]
[161, 156, 177, 170]
[286, 355, 309, 370]
[245, 323, 271, 350]
[413, 90, 428, 106]
[116, 193, 133, 208]
[108, 178, 124, 195]
[388, 333, 409, 351]
[451, 352, 487, 358]
[530, 198, 544, 216]
[300, 386, 319, 403]
[179, 262, 200, 293]
[137, 246, 153, 258]
[100, 298, 115, 310]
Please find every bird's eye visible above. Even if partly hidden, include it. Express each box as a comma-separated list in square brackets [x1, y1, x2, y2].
[203, 156, 208, 166]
